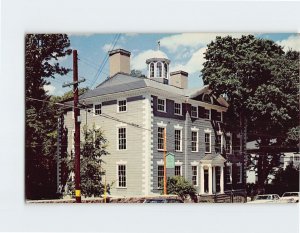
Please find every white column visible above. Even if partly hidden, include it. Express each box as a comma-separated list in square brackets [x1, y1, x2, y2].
[208, 165, 213, 195]
[200, 165, 204, 195]
[212, 166, 216, 194]
[220, 166, 224, 194]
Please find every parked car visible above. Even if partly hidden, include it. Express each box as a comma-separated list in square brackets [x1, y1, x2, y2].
[279, 192, 299, 203]
[143, 198, 184, 203]
[247, 194, 280, 203]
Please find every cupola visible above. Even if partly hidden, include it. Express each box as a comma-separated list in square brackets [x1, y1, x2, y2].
[146, 42, 170, 84]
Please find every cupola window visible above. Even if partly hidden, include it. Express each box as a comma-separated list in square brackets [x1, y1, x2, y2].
[164, 63, 168, 78]
[157, 62, 162, 77]
[150, 63, 154, 77]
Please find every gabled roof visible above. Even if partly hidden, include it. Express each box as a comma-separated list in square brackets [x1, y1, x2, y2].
[79, 73, 228, 107]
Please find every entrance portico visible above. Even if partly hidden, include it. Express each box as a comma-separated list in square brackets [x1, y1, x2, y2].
[199, 154, 226, 195]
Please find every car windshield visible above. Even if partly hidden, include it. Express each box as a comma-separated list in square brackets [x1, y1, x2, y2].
[256, 195, 270, 200]
[283, 193, 298, 197]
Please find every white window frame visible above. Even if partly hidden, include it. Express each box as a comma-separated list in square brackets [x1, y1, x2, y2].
[157, 98, 166, 112]
[237, 163, 242, 184]
[191, 106, 198, 118]
[174, 129, 182, 152]
[157, 165, 164, 189]
[174, 102, 182, 115]
[204, 108, 211, 120]
[204, 131, 211, 153]
[157, 126, 165, 151]
[191, 130, 199, 152]
[191, 166, 198, 186]
[216, 131, 223, 153]
[225, 133, 232, 154]
[117, 99, 127, 113]
[150, 62, 154, 77]
[226, 163, 232, 184]
[156, 62, 162, 77]
[175, 165, 182, 176]
[117, 126, 127, 150]
[94, 103, 102, 116]
[116, 162, 127, 188]
[216, 111, 223, 122]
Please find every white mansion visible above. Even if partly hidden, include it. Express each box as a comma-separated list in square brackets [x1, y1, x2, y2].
[61, 48, 245, 197]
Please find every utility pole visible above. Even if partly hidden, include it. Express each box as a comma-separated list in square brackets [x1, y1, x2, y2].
[163, 128, 167, 195]
[62, 49, 85, 203]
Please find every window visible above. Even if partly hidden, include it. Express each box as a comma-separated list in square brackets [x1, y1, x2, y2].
[216, 111, 222, 122]
[94, 104, 102, 115]
[205, 133, 211, 153]
[294, 156, 299, 161]
[157, 98, 166, 112]
[174, 103, 182, 115]
[175, 129, 182, 151]
[118, 164, 126, 188]
[118, 127, 126, 150]
[215, 134, 222, 153]
[192, 166, 198, 186]
[150, 63, 154, 77]
[237, 164, 242, 183]
[158, 165, 164, 188]
[157, 62, 162, 77]
[118, 100, 127, 112]
[191, 131, 198, 152]
[175, 165, 181, 176]
[204, 108, 210, 119]
[191, 106, 198, 118]
[225, 134, 232, 154]
[225, 165, 232, 184]
[158, 127, 165, 150]
[164, 63, 168, 78]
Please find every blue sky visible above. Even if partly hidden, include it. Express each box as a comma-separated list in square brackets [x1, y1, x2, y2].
[46, 33, 299, 96]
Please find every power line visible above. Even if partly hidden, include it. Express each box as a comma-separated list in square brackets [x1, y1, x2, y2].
[89, 34, 121, 88]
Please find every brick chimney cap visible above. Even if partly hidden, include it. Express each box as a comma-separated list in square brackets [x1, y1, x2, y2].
[170, 70, 189, 77]
[108, 49, 131, 57]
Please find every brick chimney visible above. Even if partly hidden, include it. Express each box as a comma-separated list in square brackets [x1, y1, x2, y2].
[169, 70, 188, 89]
[108, 49, 131, 77]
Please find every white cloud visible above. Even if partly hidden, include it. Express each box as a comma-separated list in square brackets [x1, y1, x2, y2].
[102, 43, 113, 53]
[131, 49, 167, 70]
[43, 84, 56, 94]
[276, 35, 300, 52]
[170, 47, 207, 75]
[159, 32, 248, 53]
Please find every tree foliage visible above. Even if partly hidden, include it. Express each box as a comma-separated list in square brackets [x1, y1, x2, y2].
[265, 162, 299, 196]
[25, 34, 72, 199]
[163, 176, 197, 202]
[63, 126, 110, 198]
[130, 69, 147, 78]
[201, 35, 299, 188]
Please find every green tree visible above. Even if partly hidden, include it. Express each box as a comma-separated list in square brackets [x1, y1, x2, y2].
[25, 34, 72, 199]
[163, 176, 197, 202]
[130, 69, 147, 78]
[266, 162, 299, 196]
[64, 125, 110, 197]
[201, 35, 299, 189]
